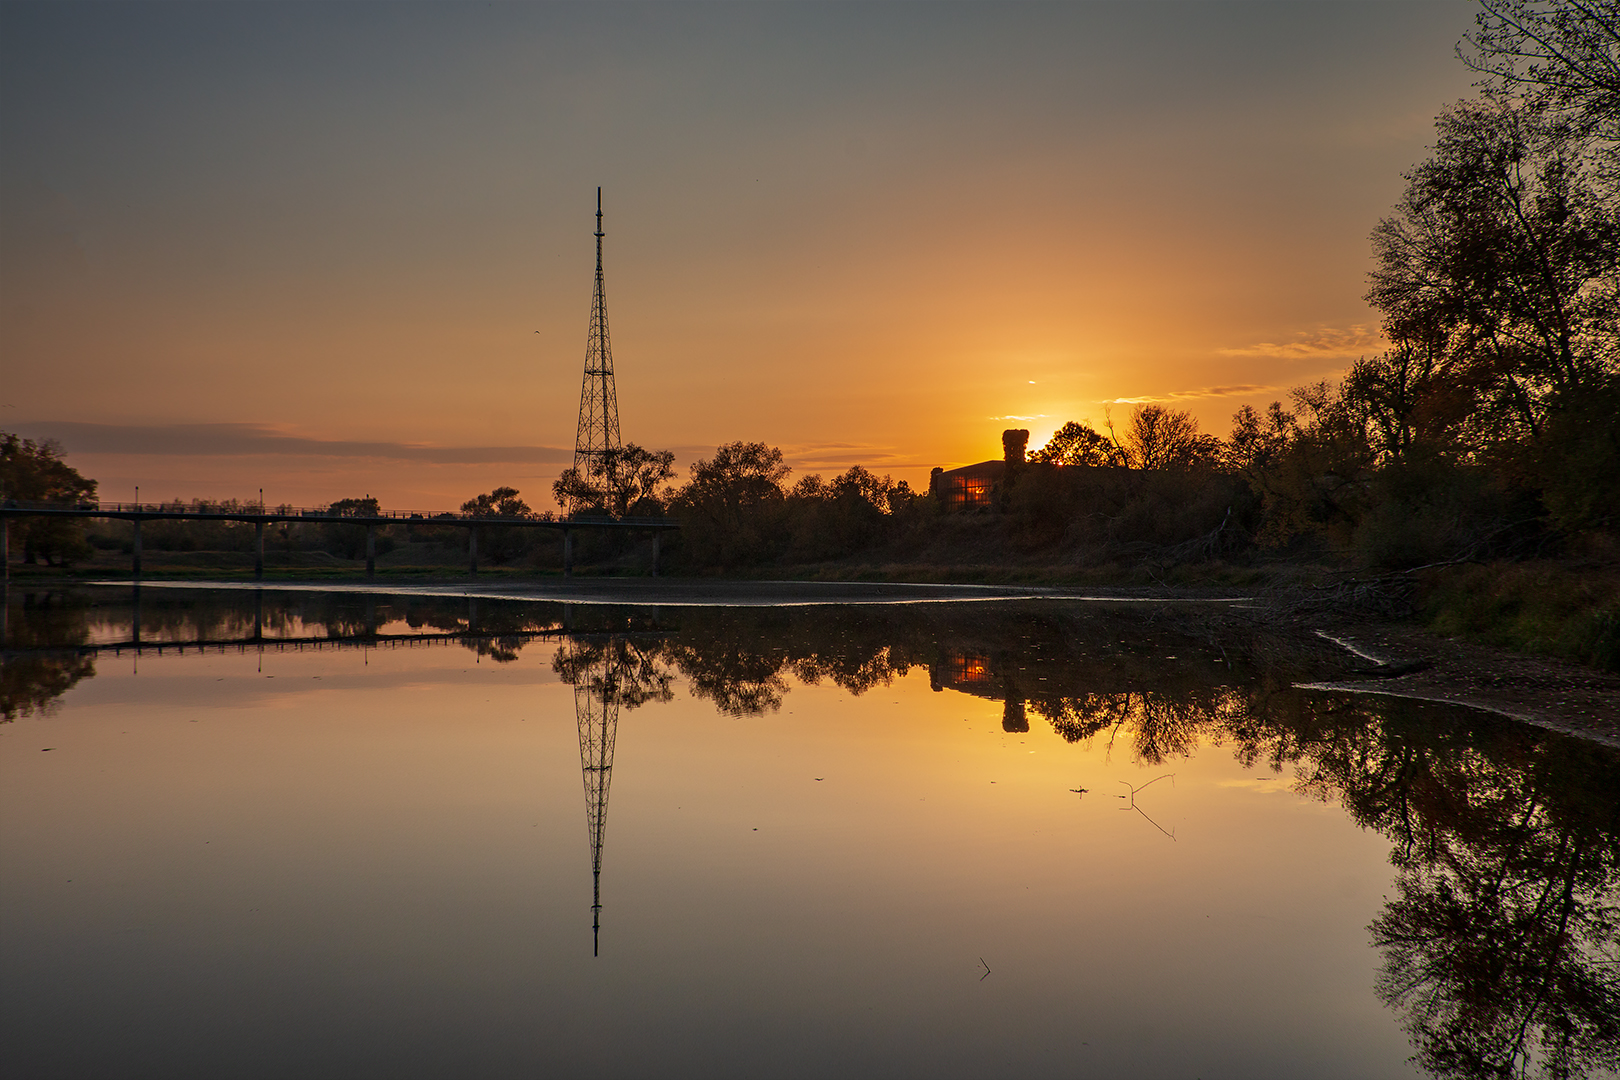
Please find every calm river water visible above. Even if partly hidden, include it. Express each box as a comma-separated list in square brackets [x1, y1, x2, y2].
[3, 585, 1617, 1080]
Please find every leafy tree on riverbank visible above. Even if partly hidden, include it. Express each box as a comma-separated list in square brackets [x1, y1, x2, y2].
[669, 442, 791, 567]
[1105, 405, 1222, 472]
[456, 487, 536, 565]
[552, 444, 676, 518]
[1366, 100, 1618, 453]
[0, 432, 98, 567]
[1029, 421, 1120, 467]
[321, 497, 387, 560]
[1462, 0, 1620, 146]
[1205, 0, 1620, 565]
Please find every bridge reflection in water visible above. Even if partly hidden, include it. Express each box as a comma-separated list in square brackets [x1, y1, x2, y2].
[0, 586, 650, 956]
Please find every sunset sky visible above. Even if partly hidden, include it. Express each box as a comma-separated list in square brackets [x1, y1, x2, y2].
[2, 1, 1480, 510]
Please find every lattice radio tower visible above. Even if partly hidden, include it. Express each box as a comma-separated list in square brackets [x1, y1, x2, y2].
[571, 187, 621, 502]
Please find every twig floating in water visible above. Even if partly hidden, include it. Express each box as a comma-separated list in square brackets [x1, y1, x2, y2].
[1117, 775, 1177, 841]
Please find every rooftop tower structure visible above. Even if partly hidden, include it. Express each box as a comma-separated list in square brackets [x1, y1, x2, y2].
[571, 188, 621, 504]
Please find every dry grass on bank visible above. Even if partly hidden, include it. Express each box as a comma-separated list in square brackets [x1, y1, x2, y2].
[1417, 558, 1620, 672]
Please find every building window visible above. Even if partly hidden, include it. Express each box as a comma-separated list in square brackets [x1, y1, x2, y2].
[950, 476, 991, 508]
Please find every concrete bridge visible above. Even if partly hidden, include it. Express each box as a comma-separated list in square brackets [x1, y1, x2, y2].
[0, 500, 679, 580]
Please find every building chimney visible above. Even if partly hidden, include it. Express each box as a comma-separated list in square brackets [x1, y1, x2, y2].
[1002, 429, 1029, 467]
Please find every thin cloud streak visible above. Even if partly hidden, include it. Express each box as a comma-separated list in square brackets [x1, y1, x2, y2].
[12, 421, 572, 465]
[1218, 325, 1383, 359]
[793, 452, 899, 467]
[1109, 384, 1283, 406]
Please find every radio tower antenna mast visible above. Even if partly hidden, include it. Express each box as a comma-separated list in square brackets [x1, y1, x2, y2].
[571, 187, 621, 506]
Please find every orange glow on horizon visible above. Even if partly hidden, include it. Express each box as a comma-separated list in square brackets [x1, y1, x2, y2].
[1, 3, 1475, 508]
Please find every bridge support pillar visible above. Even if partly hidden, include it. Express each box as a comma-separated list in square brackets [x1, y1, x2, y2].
[468, 527, 478, 576]
[365, 525, 376, 579]
[650, 532, 659, 577]
[255, 521, 264, 580]
[2, 516, 8, 583]
[132, 519, 142, 579]
[563, 529, 573, 577]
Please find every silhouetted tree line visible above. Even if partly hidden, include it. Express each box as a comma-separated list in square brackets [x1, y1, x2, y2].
[648, 2, 1617, 574]
[655, 442, 921, 568]
[8, 9, 1617, 582]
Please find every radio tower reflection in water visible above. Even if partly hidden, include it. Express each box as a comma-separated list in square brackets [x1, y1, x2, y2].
[574, 665, 617, 957]
[556, 635, 673, 957]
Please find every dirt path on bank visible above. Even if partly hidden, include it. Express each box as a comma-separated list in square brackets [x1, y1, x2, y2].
[1303, 621, 1620, 747]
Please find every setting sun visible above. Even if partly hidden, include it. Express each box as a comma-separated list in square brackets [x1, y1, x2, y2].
[1, 3, 1479, 507]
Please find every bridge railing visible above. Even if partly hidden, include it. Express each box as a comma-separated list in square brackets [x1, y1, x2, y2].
[0, 499, 676, 527]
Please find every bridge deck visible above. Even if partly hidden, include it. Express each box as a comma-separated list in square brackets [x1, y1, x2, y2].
[0, 501, 677, 530]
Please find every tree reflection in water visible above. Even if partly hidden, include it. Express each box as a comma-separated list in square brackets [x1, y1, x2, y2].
[4, 589, 1617, 1075]
[1021, 691, 1620, 1078]
[2, 653, 95, 722]
[1355, 718, 1620, 1080]
[635, 612, 1620, 1079]
[1005, 692, 1620, 1079]
[2, 590, 96, 721]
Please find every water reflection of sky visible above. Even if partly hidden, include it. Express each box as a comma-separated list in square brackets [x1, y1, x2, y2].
[3, 589, 1616, 1079]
